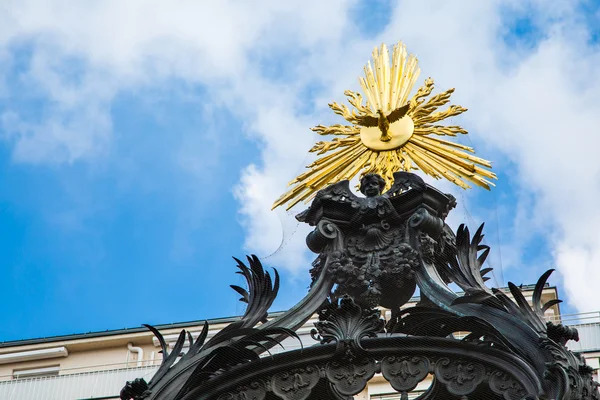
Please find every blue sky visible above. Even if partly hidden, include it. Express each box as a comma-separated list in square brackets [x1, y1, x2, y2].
[0, 0, 599, 341]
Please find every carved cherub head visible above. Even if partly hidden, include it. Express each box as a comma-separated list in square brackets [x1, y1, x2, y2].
[359, 173, 385, 197]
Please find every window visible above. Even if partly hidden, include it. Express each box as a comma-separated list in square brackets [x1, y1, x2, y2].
[13, 365, 60, 379]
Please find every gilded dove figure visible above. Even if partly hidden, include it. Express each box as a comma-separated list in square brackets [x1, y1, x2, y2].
[354, 103, 411, 142]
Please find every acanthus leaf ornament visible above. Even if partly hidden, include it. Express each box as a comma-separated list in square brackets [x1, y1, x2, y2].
[311, 295, 384, 359]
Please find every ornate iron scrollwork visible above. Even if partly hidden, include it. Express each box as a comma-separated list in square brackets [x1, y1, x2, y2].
[489, 370, 528, 400]
[311, 295, 384, 360]
[381, 356, 430, 393]
[325, 358, 377, 397]
[216, 382, 266, 400]
[271, 366, 320, 400]
[434, 358, 486, 396]
[120, 172, 598, 400]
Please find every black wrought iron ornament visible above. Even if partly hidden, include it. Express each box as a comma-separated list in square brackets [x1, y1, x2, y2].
[121, 172, 598, 400]
[300, 172, 444, 310]
[271, 366, 320, 400]
[326, 357, 377, 397]
[216, 382, 266, 400]
[311, 295, 384, 360]
[380, 355, 430, 393]
[489, 371, 529, 400]
[434, 358, 486, 396]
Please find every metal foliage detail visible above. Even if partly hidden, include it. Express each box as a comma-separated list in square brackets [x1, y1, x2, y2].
[120, 256, 299, 400]
[271, 366, 321, 400]
[120, 171, 599, 400]
[325, 357, 377, 397]
[489, 371, 528, 400]
[216, 381, 266, 400]
[311, 295, 384, 359]
[381, 356, 430, 393]
[491, 269, 562, 336]
[444, 223, 505, 310]
[434, 358, 486, 397]
[387, 306, 515, 353]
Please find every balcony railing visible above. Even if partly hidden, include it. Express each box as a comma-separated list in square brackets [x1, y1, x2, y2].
[547, 312, 600, 353]
[0, 365, 158, 400]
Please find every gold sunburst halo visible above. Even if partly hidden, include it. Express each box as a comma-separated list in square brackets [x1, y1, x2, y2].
[273, 41, 497, 210]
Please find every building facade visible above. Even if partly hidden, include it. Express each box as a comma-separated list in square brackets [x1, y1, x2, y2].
[0, 284, 595, 399]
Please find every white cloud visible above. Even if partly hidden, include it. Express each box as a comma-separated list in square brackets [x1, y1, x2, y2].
[236, 0, 600, 314]
[376, 0, 600, 310]
[2, 0, 600, 313]
[0, 0, 354, 163]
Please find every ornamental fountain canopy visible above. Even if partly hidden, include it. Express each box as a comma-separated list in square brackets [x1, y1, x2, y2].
[121, 41, 598, 400]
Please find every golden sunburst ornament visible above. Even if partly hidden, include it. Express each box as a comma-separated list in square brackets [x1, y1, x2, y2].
[273, 41, 497, 210]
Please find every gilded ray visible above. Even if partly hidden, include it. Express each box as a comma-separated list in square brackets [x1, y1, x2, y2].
[273, 41, 497, 210]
